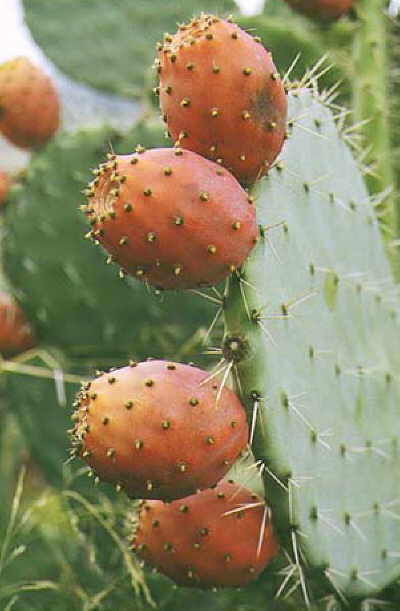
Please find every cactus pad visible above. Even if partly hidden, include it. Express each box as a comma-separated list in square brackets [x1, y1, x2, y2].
[224, 88, 400, 600]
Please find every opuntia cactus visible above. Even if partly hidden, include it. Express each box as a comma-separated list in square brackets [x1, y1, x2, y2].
[2, 2, 400, 610]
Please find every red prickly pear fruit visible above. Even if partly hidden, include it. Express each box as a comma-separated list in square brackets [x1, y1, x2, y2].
[132, 479, 279, 588]
[0, 171, 9, 206]
[0, 293, 36, 356]
[0, 57, 60, 150]
[85, 148, 257, 290]
[283, 0, 354, 20]
[71, 361, 249, 500]
[156, 15, 288, 186]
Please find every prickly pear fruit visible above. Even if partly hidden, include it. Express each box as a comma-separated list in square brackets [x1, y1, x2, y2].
[132, 479, 279, 588]
[156, 14, 288, 186]
[85, 148, 257, 289]
[283, 0, 354, 20]
[0, 293, 36, 356]
[0, 57, 60, 149]
[0, 171, 9, 206]
[71, 360, 249, 500]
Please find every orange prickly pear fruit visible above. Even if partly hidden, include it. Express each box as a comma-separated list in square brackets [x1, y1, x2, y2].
[133, 479, 279, 588]
[71, 360, 249, 500]
[156, 14, 288, 186]
[84, 147, 258, 289]
[0, 57, 60, 149]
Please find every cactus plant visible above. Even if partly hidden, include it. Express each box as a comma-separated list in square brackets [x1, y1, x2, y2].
[1, 1, 400, 609]
[223, 86, 400, 602]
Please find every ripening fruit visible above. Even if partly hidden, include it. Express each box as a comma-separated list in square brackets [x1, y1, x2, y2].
[71, 361, 249, 500]
[84, 147, 258, 289]
[0, 171, 9, 206]
[156, 14, 288, 186]
[283, 0, 354, 20]
[0, 57, 60, 149]
[133, 480, 279, 588]
[0, 293, 36, 356]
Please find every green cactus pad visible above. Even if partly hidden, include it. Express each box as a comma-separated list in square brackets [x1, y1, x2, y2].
[224, 88, 400, 600]
[2, 117, 213, 360]
[23, 0, 235, 98]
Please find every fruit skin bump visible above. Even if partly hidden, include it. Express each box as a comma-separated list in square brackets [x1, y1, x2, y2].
[84, 147, 258, 290]
[283, 0, 354, 20]
[132, 479, 279, 588]
[71, 360, 249, 500]
[0, 57, 60, 150]
[156, 14, 288, 186]
[0, 292, 36, 357]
